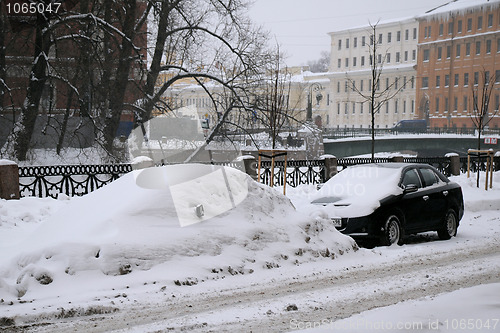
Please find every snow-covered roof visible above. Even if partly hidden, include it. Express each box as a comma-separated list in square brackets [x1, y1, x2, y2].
[418, 0, 500, 20]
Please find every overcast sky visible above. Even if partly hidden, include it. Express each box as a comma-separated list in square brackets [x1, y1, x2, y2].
[248, 0, 451, 66]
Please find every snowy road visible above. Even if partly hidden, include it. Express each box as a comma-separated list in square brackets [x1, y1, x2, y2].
[14, 222, 500, 333]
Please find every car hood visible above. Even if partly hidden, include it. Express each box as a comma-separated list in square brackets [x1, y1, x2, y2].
[309, 167, 403, 218]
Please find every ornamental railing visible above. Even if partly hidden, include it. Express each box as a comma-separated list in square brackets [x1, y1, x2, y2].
[18, 156, 499, 198]
[19, 164, 132, 199]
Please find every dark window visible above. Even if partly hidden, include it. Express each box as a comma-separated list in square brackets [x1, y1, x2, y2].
[436, 75, 441, 87]
[467, 18, 472, 31]
[388, 32, 392, 43]
[488, 14, 493, 27]
[486, 40, 491, 53]
[456, 44, 461, 57]
[458, 20, 462, 33]
[420, 168, 439, 187]
[422, 77, 429, 88]
[439, 24, 444, 36]
[402, 169, 421, 188]
[354, 37, 358, 47]
[423, 49, 430, 61]
[437, 47, 442, 60]
[478, 16, 483, 30]
[397, 31, 401, 41]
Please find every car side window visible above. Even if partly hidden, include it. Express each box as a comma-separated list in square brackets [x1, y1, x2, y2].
[420, 168, 439, 187]
[402, 169, 422, 188]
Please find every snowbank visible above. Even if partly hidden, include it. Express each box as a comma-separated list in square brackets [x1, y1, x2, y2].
[0, 164, 356, 300]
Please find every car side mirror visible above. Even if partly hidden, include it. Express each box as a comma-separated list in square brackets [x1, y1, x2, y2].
[403, 184, 418, 194]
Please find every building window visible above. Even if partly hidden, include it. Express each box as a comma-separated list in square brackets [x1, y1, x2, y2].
[458, 20, 462, 33]
[412, 50, 416, 60]
[396, 52, 400, 63]
[411, 76, 415, 88]
[369, 79, 372, 91]
[352, 102, 356, 114]
[412, 100, 415, 113]
[404, 51, 408, 62]
[413, 28, 417, 39]
[361, 56, 365, 66]
[360, 102, 364, 114]
[422, 77, 429, 88]
[337, 103, 340, 114]
[405, 29, 409, 40]
[488, 14, 493, 28]
[338, 39, 342, 50]
[377, 54, 382, 63]
[345, 81, 348, 92]
[403, 100, 407, 113]
[370, 34, 374, 45]
[362, 36, 366, 46]
[338, 59, 341, 68]
[386, 77, 390, 89]
[345, 58, 349, 67]
[445, 75, 450, 87]
[395, 100, 399, 113]
[478, 16, 483, 30]
[395, 77, 399, 90]
[439, 24, 444, 36]
[496, 70, 500, 83]
[437, 47, 442, 60]
[388, 32, 392, 43]
[454, 97, 458, 111]
[337, 81, 340, 93]
[424, 26, 428, 38]
[354, 37, 357, 47]
[346, 38, 350, 48]
[454, 74, 459, 86]
[463, 96, 468, 111]
[397, 30, 401, 41]
[476, 41, 481, 55]
[467, 18, 472, 31]
[345, 103, 348, 114]
[436, 97, 440, 112]
[486, 40, 491, 54]
[456, 44, 461, 58]
[466, 43, 471, 56]
[378, 33, 382, 44]
[464, 73, 469, 86]
[387, 53, 391, 63]
[386, 102, 389, 113]
[446, 45, 451, 58]
[436, 75, 441, 87]
[474, 72, 479, 85]
[360, 80, 364, 91]
[448, 22, 454, 35]
[423, 49, 430, 61]
[353, 57, 357, 67]
[445, 97, 449, 112]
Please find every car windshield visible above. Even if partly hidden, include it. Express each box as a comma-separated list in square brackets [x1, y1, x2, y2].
[317, 165, 402, 199]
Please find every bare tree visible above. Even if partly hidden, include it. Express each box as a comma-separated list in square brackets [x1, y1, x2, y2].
[307, 51, 330, 73]
[468, 68, 499, 188]
[347, 22, 409, 162]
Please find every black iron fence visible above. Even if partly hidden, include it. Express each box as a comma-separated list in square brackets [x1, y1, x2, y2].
[19, 164, 132, 198]
[18, 155, 499, 198]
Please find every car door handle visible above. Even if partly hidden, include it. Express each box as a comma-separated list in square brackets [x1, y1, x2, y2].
[423, 195, 429, 201]
[443, 191, 448, 196]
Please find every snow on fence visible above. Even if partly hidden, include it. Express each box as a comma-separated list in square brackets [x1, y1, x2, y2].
[15, 156, 499, 199]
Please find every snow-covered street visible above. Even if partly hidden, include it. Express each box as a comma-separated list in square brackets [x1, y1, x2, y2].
[1, 166, 499, 332]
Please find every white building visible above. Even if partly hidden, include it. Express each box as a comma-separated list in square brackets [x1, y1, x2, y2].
[327, 18, 419, 129]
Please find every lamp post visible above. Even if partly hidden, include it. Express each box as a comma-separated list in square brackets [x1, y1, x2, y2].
[307, 82, 323, 122]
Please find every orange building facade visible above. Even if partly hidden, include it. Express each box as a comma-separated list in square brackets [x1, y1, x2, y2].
[416, 1, 500, 130]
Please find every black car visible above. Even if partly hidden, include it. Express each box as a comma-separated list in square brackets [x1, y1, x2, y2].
[311, 163, 464, 246]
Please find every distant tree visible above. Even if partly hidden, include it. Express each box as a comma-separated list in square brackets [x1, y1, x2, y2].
[307, 51, 330, 73]
[346, 22, 409, 162]
[468, 68, 499, 188]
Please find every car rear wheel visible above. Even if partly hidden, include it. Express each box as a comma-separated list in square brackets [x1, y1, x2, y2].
[380, 213, 404, 246]
[438, 209, 457, 240]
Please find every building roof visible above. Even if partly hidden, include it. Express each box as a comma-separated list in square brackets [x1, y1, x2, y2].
[418, 0, 500, 20]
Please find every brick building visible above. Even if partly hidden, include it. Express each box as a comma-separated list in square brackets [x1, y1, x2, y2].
[416, 0, 500, 129]
[1, 0, 147, 144]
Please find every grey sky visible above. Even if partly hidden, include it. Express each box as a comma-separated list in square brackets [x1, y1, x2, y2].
[248, 0, 450, 66]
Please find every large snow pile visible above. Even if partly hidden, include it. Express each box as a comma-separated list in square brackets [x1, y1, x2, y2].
[0, 164, 357, 300]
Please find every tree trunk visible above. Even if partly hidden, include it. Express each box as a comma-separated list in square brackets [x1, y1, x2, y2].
[103, 0, 137, 156]
[14, 13, 51, 161]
